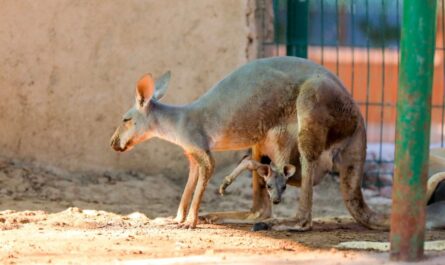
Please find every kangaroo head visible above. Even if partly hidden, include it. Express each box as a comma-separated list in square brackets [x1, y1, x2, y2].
[110, 71, 171, 152]
[257, 163, 296, 204]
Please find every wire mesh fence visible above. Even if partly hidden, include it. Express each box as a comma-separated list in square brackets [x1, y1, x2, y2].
[258, 0, 445, 192]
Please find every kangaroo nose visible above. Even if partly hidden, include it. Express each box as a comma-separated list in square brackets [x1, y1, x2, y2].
[110, 135, 122, 151]
[273, 198, 281, 204]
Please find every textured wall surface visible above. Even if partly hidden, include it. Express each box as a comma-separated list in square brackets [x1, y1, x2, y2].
[0, 0, 250, 176]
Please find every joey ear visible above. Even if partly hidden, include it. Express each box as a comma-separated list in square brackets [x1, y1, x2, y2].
[256, 165, 271, 179]
[136, 74, 155, 107]
[283, 164, 296, 179]
[153, 71, 171, 101]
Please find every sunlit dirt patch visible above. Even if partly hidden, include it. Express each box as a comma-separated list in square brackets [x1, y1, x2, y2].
[0, 157, 444, 264]
[0, 209, 445, 264]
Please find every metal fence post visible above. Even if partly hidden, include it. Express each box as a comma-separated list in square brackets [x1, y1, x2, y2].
[390, 0, 437, 261]
[286, 0, 308, 58]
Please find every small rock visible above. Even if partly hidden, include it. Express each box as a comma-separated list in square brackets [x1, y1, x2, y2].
[64, 207, 82, 213]
[251, 222, 270, 231]
[127, 212, 149, 220]
[82, 209, 99, 216]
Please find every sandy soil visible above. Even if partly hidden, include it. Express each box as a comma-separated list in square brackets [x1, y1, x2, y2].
[0, 157, 444, 264]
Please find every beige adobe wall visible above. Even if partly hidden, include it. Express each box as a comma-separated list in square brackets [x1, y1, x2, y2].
[0, 0, 256, 176]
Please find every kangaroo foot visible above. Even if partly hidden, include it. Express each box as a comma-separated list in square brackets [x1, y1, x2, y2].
[271, 213, 312, 232]
[252, 214, 312, 232]
[150, 216, 178, 226]
[271, 223, 312, 232]
[177, 218, 198, 229]
[173, 215, 186, 224]
[251, 217, 291, 231]
[199, 210, 270, 224]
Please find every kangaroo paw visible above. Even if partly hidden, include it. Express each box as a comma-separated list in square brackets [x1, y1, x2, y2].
[219, 176, 236, 196]
[218, 181, 229, 196]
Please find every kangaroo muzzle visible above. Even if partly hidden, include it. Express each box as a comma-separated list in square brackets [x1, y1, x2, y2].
[110, 130, 128, 152]
[110, 135, 123, 152]
[271, 192, 282, 204]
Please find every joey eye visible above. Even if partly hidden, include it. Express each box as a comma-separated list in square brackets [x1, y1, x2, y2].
[267, 184, 272, 190]
[282, 185, 287, 191]
[123, 118, 132, 122]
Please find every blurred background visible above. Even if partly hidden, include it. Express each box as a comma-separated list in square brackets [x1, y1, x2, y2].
[0, 0, 251, 178]
[260, 0, 445, 181]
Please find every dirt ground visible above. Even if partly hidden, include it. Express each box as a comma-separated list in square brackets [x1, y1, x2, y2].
[1, 157, 445, 264]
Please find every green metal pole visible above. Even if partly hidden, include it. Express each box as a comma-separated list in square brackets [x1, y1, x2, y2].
[286, 0, 308, 58]
[390, 0, 437, 262]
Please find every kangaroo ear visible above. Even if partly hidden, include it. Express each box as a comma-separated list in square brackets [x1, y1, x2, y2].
[256, 165, 271, 180]
[153, 71, 171, 101]
[136, 74, 155, 107]
[283, 164, 296, 179]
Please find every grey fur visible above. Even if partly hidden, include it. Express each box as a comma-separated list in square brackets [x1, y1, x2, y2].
[110, 56, 387, 229]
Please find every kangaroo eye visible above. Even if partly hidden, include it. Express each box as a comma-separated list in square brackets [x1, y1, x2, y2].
[123, 118, 132, 122]
[267, 184, 272, 190]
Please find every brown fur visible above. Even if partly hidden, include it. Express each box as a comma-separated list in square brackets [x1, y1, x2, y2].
[110, 57, 387, 229]
[219, 77, 389, 230]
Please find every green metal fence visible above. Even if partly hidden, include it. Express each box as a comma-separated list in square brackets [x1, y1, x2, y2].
[259, 0, 444, 190]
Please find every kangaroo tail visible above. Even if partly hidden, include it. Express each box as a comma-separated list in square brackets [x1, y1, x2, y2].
[341, 167, 445, 230]
[339, 172, 390, 230]
[340, 123, 445, 230]
[339, 125, 390, 230]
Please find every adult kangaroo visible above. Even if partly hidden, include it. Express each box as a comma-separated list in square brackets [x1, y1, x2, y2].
[110, 56, 388, 230]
